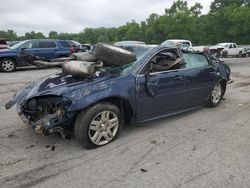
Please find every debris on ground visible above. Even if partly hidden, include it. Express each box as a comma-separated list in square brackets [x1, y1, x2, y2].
[45, 144, 56, 151]
[26, 144, 35, 149]
[51, 145, 56, 151]
[140, 168, 148, 172]
[192, 145, 197, 151]
[7, 134, 18, 138]
[150, 140, 157, 145]
[197, 128, 207, 132]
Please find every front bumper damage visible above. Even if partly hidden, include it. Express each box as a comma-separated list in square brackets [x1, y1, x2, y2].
[15, 96, 77, 138]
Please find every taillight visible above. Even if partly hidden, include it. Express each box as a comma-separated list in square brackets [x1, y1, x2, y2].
[70, 47, 75, 53]
[203, 48, 209, 54]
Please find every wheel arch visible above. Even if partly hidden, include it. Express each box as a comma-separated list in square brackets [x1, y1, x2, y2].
[79, 96, 134, 125]
[219, 78, 227, 96]
[96, 97, 134, 125]
[0, 56, 17, 63]
[0, 57, 17, 72]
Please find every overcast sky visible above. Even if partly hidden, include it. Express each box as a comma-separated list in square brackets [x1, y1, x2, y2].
[0, 0, 212, 36]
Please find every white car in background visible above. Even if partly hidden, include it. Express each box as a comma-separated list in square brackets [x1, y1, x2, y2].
[210, 43, 250, 57]
[161, 39, 209, 53]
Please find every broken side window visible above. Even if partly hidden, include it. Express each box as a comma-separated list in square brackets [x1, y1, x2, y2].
[149, 49, 185, 73]
[183, 53, 209, 69]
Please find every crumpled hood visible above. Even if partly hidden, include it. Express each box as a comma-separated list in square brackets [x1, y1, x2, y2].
[5, 71, 112, 109]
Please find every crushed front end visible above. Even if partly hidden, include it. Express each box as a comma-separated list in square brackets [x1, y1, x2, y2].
[17, 95, 77, 137]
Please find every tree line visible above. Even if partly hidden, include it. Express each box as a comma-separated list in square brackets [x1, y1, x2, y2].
[0, 0, 250, 45]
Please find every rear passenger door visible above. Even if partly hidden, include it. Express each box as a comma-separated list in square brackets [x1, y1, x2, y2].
[37, 41, 57, 60]
[183, 53, 217, 107]
[57, 41, 72, 57]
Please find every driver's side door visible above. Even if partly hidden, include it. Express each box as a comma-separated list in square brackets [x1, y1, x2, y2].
[135, 49, 187, 122]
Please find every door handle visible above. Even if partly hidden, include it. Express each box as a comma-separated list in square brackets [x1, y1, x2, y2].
[174, 75, 184, 81]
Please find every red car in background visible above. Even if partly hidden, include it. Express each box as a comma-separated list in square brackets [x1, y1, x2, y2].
[0, 39, 8, 49]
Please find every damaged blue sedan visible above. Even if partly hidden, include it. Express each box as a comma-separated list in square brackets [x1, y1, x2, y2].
[5, 44, 231, 149]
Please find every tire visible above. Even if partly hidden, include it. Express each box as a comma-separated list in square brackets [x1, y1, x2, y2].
[222, 51, 228, 58]
[244, 53, 249, 58]
[238, 51, 242, 57]
[207, 81, 225, 107]
[74, 103, 122, 149]
[94, 43, 136, 66]
[0, 58, 16, 72]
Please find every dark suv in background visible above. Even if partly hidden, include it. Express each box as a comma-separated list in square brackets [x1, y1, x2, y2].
[0, 39, 74, 72]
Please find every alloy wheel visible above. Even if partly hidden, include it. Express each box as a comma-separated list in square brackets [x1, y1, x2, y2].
[2, 60, 15, 72]
[88, 110, 119, 145]
[211, 82, 222, 104]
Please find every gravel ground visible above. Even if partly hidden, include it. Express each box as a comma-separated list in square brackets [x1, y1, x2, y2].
[0, 58, 250, 188]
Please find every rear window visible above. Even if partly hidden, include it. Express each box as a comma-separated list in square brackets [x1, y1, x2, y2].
[39, 41, 56, 48]
[59, 41, 71, 48]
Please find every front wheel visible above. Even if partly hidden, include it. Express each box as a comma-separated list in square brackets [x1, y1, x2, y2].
[207, 82, 224, 107]
[74, 103, 122, 149]
[0, 58, 16, 72]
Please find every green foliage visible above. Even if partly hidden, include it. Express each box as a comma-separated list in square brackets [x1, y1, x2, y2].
[1, 0, 250, 45]
[210, 0, 243, 13]
[0, 30, 18, 41]
[24, 31, 46, 39]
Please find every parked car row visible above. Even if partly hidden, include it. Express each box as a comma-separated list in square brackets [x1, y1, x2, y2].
[161, 39, 250, 58]
[0, 39, 91, 72]
[209, 43, 250, 57]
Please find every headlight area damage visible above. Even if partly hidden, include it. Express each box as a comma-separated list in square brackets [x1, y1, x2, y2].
[17, 95, 76, 138]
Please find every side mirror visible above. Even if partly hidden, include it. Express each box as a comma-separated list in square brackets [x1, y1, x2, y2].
[20, 47, 27, 51]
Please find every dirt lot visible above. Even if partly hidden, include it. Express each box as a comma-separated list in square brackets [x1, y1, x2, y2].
[0, 58, 250, 188]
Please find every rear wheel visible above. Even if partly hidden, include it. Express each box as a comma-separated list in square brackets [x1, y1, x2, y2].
[207, 82, 224, 107]
[0, 58, 16, 72]
[74, 103, 122, 149]
[222, 51, 228, 58]
[238, 51, 242, 57]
